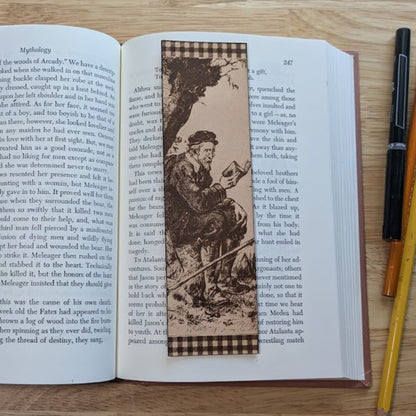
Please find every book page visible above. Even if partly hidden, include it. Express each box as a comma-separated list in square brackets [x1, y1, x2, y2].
[118, 32, 356, 382]
[0, 25, 120, 384]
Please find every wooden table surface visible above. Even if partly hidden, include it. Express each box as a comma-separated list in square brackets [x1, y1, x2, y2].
[1, 0, 416, 415]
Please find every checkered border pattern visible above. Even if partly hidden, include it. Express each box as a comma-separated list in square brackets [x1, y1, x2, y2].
[168, 334, 259, 356]
[162, 40, 247, 59]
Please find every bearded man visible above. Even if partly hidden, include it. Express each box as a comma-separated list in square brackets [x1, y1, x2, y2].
[164, 130, 247, 307]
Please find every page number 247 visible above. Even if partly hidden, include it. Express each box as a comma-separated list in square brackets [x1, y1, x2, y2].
[283, 59, 293, 66]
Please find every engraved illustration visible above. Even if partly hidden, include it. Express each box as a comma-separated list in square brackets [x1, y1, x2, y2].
[162, 41, 258, 356]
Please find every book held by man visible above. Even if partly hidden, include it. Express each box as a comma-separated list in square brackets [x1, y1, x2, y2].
[0, 25, 370, 386]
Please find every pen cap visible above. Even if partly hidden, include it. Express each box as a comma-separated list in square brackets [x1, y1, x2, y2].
[396, 28, 411, 56]
[390, 28, 411, 143]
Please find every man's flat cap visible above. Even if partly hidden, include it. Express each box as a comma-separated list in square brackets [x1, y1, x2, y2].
[188, 130, 218, 146]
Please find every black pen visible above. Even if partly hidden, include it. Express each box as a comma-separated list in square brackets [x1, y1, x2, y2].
[383, 28, 411, 241]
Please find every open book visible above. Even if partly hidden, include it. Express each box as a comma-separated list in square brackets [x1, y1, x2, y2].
[0, 25, 370, 386]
